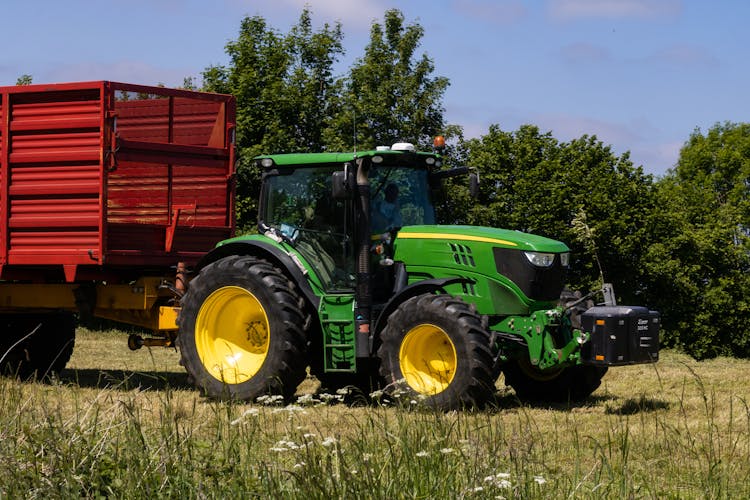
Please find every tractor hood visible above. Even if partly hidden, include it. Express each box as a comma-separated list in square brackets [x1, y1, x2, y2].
[394, 225, 570, 253]
[392, 225, 570, 305]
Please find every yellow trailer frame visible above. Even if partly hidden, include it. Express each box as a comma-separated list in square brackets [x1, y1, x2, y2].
[0, 277, 180, 332]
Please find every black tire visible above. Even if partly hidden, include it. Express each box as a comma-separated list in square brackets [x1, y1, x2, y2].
[177, 255, 308, 401]
[502, 359, 608, 403]
[377, 294, 494, 410]
[0, 311, 76, 380]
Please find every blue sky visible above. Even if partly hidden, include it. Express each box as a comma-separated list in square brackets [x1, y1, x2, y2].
[1, 0, 746, 176]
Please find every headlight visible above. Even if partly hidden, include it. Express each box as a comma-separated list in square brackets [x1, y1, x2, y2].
[523, 251, 556, 268]
[560, 252, 570, 267]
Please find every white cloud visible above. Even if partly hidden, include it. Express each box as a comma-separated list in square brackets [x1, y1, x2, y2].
[228, 0, 384, 32]
[626, 140, 681, 175]
[530, 112, 641, 145]
[548, 0, 682, 20]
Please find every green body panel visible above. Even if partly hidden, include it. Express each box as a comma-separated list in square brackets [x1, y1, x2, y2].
[393, 225, 569, 315]
[395, 225, 570, 253]
[319, 294, 357, 372]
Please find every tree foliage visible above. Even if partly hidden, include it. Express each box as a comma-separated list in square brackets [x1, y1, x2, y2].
[202, 9, 344, 229]
[641, 123, 750, 358]
[454, 125, 656, 300]
[323, 9, 449, 151]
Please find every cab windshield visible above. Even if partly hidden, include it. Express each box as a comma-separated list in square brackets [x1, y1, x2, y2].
[369, 166, 436, 233]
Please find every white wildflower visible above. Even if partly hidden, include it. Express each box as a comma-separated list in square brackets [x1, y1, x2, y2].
[319, 393, 336, 402]
[256, 394, 284, 406]
[415, 451, 430, 458]
[272, 404, 305, 414]
[321, 436, 337, 447]
[230, 407, 260, 425]
[533, 475, 546, 485]
[440, 448, 455, 455]
[296, 394, 316, 405]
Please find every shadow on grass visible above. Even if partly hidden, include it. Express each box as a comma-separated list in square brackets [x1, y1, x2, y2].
[605, 395, 670, 415]
[60, 368, 192, 392]
[487, 392, 619, 412]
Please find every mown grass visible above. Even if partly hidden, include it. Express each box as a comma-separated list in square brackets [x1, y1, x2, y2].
[1, 327, 749, 498]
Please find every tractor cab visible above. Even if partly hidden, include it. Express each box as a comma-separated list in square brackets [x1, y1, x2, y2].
[256, 143, 451, 297]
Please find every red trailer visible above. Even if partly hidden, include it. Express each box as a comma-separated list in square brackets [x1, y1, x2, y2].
[0, 81, 236, 377]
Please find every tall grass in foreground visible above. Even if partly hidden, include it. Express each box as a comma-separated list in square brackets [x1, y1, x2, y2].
[0, 332, 748, 498]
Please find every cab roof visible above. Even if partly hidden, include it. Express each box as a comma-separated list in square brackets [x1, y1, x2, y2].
[255, 148, 439, 167]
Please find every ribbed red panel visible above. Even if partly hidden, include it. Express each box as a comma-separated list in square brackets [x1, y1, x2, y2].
[116, 98, 224, 146]
[0, 81, 235, 280]
[5, 88, 103, 263]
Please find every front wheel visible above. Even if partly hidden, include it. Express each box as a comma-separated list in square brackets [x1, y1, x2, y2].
[177, 256, 309, 401]
[502, 359, 608, 403]
[377, 294, 494, 410]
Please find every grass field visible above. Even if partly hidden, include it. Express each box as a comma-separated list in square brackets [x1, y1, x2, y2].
[1, 327, 749, 498]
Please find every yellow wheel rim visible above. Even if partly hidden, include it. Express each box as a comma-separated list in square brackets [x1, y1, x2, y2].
[398, 324, 457, 395]
[195, 286, 270, 384]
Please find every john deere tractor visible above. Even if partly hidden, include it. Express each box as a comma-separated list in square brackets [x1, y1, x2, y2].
[176, 142, 659, 409]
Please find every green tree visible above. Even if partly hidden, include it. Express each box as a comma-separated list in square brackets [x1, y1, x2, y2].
[642, 123, 750, 358]
[323, 9, 449, 150]
[202, 9, 344, 230]
[16, 74, 32, 85]
[458, 125, 656, 300]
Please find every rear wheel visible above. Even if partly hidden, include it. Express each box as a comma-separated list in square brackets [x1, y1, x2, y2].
[377, 294, 494, 410]
[177, 256, 308, 401]
[0, 311, 76, 379]
[502, 359, 607, 403]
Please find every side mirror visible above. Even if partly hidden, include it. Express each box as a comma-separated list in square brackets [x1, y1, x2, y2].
[469, 172, 480, 198]
[332, 164, 354, 199]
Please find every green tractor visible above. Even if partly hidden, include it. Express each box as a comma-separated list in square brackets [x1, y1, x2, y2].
[176, 142, 659, 409]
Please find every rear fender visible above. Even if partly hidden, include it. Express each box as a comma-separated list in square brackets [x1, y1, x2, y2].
[194, 240, 320, 309]
[373, 276, 473, 343]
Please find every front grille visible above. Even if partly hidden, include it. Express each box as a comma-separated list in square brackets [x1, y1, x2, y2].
[492, 248, 565, 301]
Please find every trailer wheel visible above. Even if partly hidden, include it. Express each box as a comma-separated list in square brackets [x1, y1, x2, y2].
[0, 312, 76, 379]
[177, 256, 308, 401]
[502, 359, 608, 403]
[377, 294, 494, 410]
